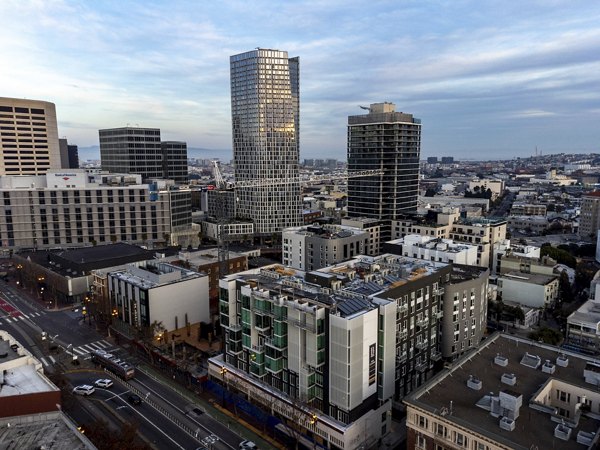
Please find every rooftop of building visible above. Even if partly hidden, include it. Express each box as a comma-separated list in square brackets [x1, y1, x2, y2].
[387, 235, 476, 253]
[454, 216, 507, 226]
[582, 191, 600, 198]
[448, 264, 489, 283]
[404, 333, 600, 450]
[0, 331, 58, 397]
[225, 255, 448, 318]
[568, 298, 600, 326]
[284, 224, 367, 240]
[110, 260, 204, 289]
[501, 271, 558, 285]
[18, 244, 157, 277]
[0, 412, 95, 450]
[166, 248, 247, 267]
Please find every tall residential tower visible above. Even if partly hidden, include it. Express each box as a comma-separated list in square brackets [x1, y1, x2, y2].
[230, 49, 302, 234]
[347, 102, 421, 219]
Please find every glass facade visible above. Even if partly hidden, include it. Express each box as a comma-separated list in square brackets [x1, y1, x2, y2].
[230, 49, 302, 234]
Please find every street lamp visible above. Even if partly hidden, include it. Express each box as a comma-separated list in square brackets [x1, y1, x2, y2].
[220, 366, 228, 406]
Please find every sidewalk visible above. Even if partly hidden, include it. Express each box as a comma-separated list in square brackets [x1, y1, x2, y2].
[138, 363, 280, 450]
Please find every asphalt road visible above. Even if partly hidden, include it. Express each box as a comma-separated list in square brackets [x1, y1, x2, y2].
[0, 279, 248, 450]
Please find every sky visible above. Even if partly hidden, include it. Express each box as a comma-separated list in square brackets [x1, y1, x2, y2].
[1, 0, 600, 161]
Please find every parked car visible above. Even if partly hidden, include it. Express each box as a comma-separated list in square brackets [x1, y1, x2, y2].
[72, 385, 95, 396]
[128, 394, 142, 405]
[239, 441, 258, 449]
[94, 379, 113, 388]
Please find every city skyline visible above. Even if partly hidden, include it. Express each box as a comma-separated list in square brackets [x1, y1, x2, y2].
[1, 1, 599, 159]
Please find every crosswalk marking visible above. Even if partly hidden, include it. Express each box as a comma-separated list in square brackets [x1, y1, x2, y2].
[73, 347, 87, 355]
[49, 355, 56, 364]
[5, 317, 11, 323]
[40, 357, 48, 367]
[71, 340, 114, 357]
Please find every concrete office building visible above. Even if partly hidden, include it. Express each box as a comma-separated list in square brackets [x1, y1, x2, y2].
[109, 261, 209, 333]
[230, 49, 302, 234]
[161, 141, 188, 184]
[347, 102, 421, 224]
[405, 333, 600, 450]
[0, 97, 61, 175]
[282, 224, 369, 271]
[99, 126, 163, 180]
[58, 138, 79, 169]
[213, 255, 451, 449]
[0, 170, 192, 251]
[384, 234, 478, 266]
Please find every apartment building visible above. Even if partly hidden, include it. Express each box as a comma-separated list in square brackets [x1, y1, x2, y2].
[282, 224, 369, 271]
[467, 178, 504, 199]
[405, 333, 600, 450]
[510, 202, 547, 216]
[391, 213, 507, 268]
[109, 261, 209, 332]
[341, 217, 385, 255]
[213, 255, 452, 449]
[449, 217, 507, 268]
[498, 272, 559, 308]
[0, 97, 61, 175]
[579, 191, 600, 239]
[0, 169, 192, 250]
[440, 265, 489, 361]
[492, 239, 541, 274]
[384, 234, 478, 266]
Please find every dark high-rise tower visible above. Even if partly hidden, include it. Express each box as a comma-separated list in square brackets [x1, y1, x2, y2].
[347, 103, 421, 220]
[99, 127, 163, 180]
[161, 141, 188, 184]
[230, 49, 302, 234]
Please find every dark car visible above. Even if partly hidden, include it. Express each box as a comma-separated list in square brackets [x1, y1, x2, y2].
[128, 394, 142, 405]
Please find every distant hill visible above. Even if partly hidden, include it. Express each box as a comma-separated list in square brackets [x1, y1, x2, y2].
[77, 146, 232, 162]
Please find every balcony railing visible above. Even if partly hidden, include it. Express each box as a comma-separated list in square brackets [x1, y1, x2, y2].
[416, 340, 429, 350]
[415, 360, 429, 372]
[290, 318, 316, 333]
[396, 353, 408, 364]
[431, 351, 442, 361]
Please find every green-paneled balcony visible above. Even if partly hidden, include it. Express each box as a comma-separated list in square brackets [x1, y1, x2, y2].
[264, 335, 287, 349]
[219, 300, 229, 315]
[242, 334, 251, 348]
[273, 321, 288, 336]
[250, 360, 266, 377]
[265, 355, 284, 373]
[241, 309, 252, 324]
[220, 314, 229, 327]
[317, 349, 325, 366]
[250, 351, 264, 364]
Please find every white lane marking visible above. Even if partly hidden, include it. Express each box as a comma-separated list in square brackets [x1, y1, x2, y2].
[114, 396, 186, 450]
[5, 317, 11, 323]
[106, 390, 130, 402]
[40, 357, 48, 367]
[49, 356, 56, 364]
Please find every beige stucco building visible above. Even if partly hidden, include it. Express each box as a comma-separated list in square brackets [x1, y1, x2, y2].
[0, 97, 61, 175]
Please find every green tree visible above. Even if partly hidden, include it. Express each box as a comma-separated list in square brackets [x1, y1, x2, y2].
[558, 270, 574, 304]
[529, 327, 563, 345]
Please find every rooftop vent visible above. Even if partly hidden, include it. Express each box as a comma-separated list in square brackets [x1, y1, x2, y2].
[501, 373, 516, 386]
[467, 375, 482, 391]
[554, 423, 572, 441]
[556, 354, 569, 367]
[494, 354, 508, 367]
[542, 360, 556, 374]
[577, 431, 595, 445]
[520, 352, 541, 369]
[499, 417, 515, 431]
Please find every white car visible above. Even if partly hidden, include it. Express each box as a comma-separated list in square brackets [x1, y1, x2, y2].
[72, 385, 95, 396]
[94, 379, 113, 388]
[239, 441, 257, 449]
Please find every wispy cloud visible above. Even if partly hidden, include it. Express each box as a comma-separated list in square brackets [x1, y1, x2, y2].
[1, 0, 599, 158]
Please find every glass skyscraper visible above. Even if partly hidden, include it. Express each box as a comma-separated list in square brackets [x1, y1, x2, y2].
[230, 49, 302, 234]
